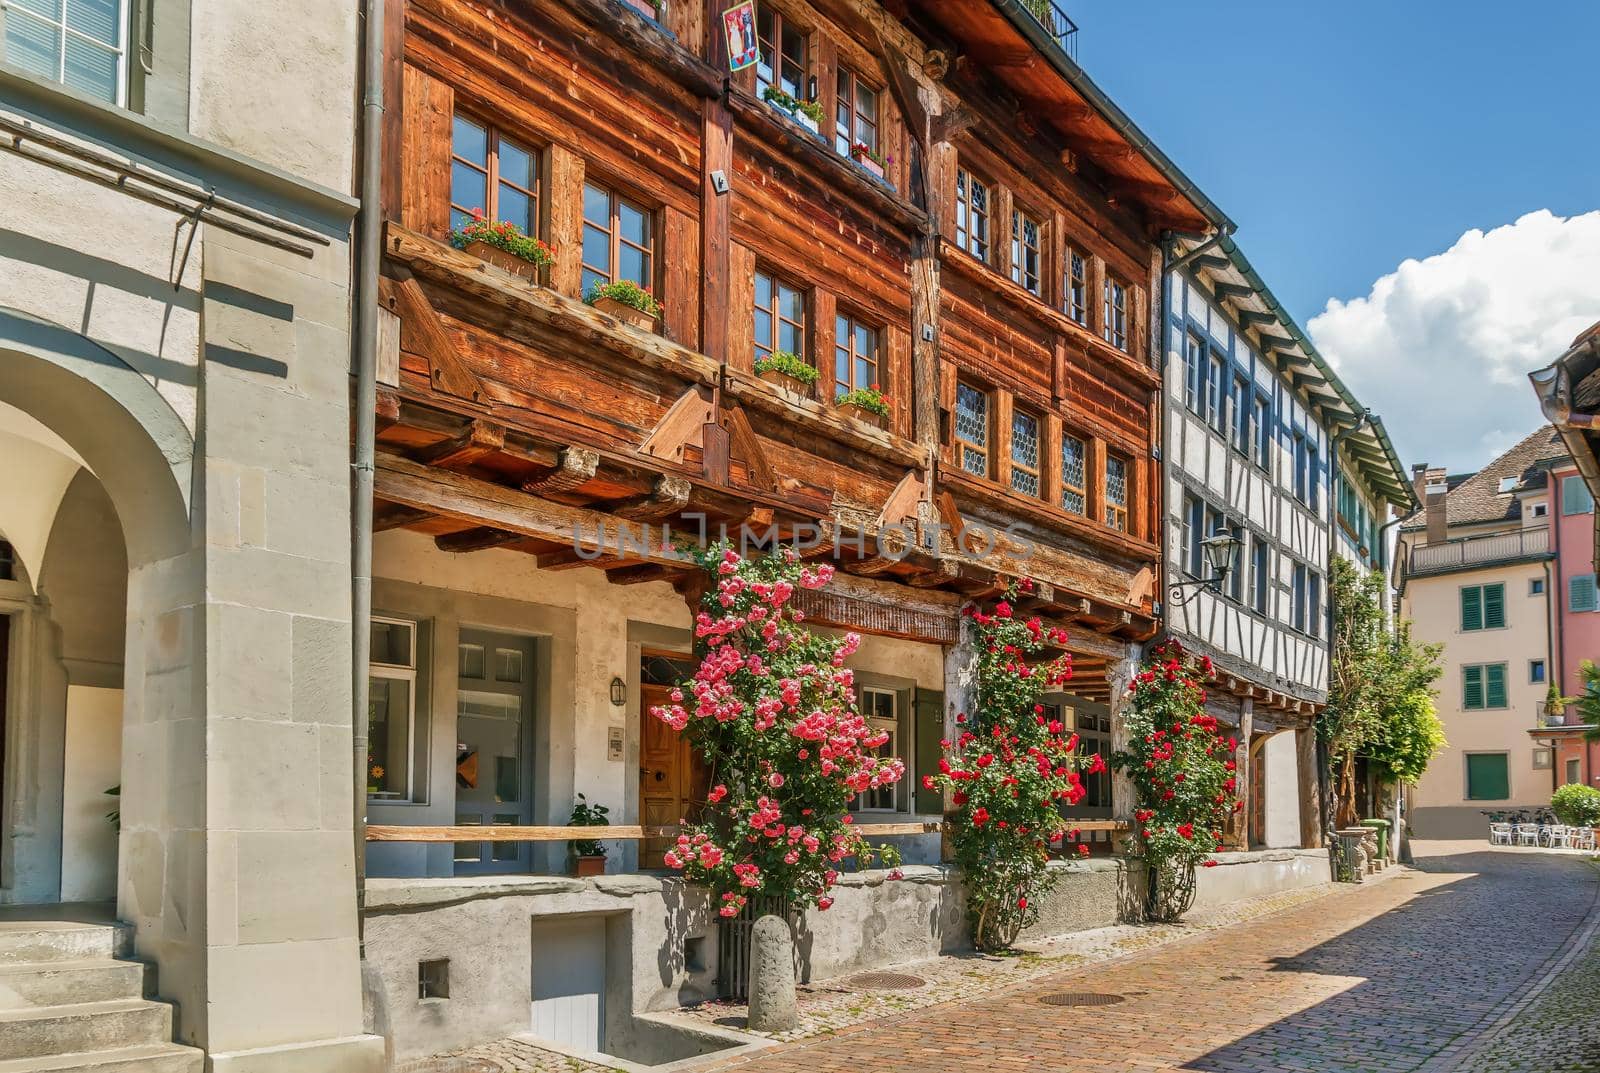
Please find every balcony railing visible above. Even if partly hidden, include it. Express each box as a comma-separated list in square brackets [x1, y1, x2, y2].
[1406, 527, 1550, 576]
[1019, 0, 1080, 61]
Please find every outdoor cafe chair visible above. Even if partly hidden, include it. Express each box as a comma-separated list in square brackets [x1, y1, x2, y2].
[1489, 822, 1513, 845]
[1515, 823, 1541, 846]
[1571, 828, 1597, 852]
[1543, 824, 1569, 848]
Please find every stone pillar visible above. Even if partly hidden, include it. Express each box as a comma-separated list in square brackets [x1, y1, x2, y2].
[746, 915, 798, 1032]
[1107, 645, 1143, 855]
[1296, 725, 1322, 849]
[941, 615, 979, 860]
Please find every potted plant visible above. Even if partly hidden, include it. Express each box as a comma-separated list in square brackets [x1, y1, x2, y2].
[450, 210, 554, 283]
[586, 280, 661, 331]
[834, 384, 890, 428]
[568, 793, 610, 877]
[754, 350, 818, 395]
[849, 140, 889, 180]
[761, 85, 825, 137]
[621, 0, 662, 19]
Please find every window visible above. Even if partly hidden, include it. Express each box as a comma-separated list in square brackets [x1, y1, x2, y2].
[833, 313, 879, 399]
[1292, 432, 1308, 503]
[581, 183, 654, 298]
[369, 617, 418, 801]
[1462, 663, 1509, 710]
[1534, 747, 1552, 770]
[834, 67, 879, 157]
[1531, 660, 1547, 684]
[1570, 574, 1599, 613]
[450, 115, 538, 236]
[1060, 434, 1086, 514]
[1104, 453, 1129, 533]
[1562, 474, 1595, 515]
[1460, 583, 1507, 631]
[1010, 409, 1041, 497]
[1231, 374, 1252, 453]
[4, 0, 128, 105]
[1531, 501, 1549, 519]
[1011, 209, 1042, 296]
[857, 688, 899, 811]
[1250, 537, 1270, 614]
[1307, 445, 1321, 516]
[1254, 394, 1272, 470]
[1207, 354, 1226, 432]
[1567, 758, 1581, 785]
[1291, 562, 1308, 633]
[954, 382, 989, 476]
[753, 270, 806, 365]
[1184, 333, 1205, 414]
[1307, 569, 1322, 638]
[1226, 521, 1245, 603]
[418, 959, 450, 1001]
[1498, 476, 1519, 494]
[1465, 753, 1510, 801]
[1064, 248, 1088, 325]
[1531, 577, 1547, 595]
[955, 169, 990, 262]
[755, 2, 808, 99]
[1102, 277, 1128, 351]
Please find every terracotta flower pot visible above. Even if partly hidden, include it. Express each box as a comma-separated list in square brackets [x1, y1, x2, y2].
[594, 294, 659, 332]
[463, 239, 543, 283]
[572, 854, 607, 878]
[857, 156, 886, 179]
[758, 368, 812, 396]
[838, 401, 887, 429]
[620, 0, 657, 16]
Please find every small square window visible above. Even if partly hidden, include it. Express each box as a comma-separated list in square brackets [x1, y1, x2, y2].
[1531, 660, 1547, 684]
[419, 959, 450, 1000]
[1531, 578, 1546, 595]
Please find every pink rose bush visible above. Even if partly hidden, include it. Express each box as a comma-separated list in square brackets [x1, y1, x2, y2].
[1112, 639, 1239, 922]
[927, 581, 1089, 950]
[650, 545, 903, 917]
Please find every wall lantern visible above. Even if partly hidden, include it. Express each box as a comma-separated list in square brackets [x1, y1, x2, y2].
[609, 677, 627, 707]
[1170, 526, 1244, 607]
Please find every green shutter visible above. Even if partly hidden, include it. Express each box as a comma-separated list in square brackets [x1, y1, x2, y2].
[1483, 584, 1506, 629]
[1485, 663, 1508, 709]
[1563, 475, 1595, 515]
[1466, 754, 1510, 800]
[1461, 586, 1483, 631]
[913, 688, 945, 815]
[1463, 665, 1485, 710]
[1571, 575, 1599, 614]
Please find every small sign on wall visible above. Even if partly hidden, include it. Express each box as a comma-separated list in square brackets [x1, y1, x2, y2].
[607, 726, 625, 762]
[723, 1, 758, 71]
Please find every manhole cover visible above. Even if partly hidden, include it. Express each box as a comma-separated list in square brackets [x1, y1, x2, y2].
[1037, 992, 1126, 1007]
[847, 972, 926, 990]
[395, 1060, 499, 1073]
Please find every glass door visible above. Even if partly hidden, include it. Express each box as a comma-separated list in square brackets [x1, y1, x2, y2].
[454, 629, 535, 874]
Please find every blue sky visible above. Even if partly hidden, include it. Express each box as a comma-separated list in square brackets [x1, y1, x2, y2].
[1071, 2, 1600, 472]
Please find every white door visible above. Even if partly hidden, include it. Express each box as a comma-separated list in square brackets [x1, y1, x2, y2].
[531, 918, 605, 1052]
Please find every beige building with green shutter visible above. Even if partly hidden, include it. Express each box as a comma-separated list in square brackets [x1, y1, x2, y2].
[1398, 429, 1566, 838]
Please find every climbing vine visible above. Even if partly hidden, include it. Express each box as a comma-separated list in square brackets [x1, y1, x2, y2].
[927, 583, 1091, 950]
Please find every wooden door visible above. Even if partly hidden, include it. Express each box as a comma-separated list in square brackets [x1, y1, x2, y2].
[639, 683, 708, 866]
[453, 629, 536, 874]
[1249, 738, 1267, 850]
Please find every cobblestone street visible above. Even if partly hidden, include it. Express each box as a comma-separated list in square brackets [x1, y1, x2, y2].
[692, 843, 1600, 1073]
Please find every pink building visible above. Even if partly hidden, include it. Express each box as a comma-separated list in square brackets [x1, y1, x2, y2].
[1535, 458, 1600, 787]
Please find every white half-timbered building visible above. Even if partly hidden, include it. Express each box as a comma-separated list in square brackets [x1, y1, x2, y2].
[1160, 235, 1413, 852]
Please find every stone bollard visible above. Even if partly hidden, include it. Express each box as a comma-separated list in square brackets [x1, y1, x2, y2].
[746, 914, 798, 1032]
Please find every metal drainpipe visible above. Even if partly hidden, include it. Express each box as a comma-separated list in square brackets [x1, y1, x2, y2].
[352, 0, 385, 948]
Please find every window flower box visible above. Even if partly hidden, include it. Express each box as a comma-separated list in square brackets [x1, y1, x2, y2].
[835, 385, 890, 430]
[848, 141, 892, 186]
[762, 87, 826, 141]
[754, 350, 818, 397]
[587, 280, 662, 332]
[463, 240, 540, 282]
[451, 212, 553, 283]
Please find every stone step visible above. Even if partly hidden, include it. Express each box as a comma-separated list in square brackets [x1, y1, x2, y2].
[0, 961, 147, 1010]
[0, 925, 130, 966]
[0, 1043, 204, 1073]
[0, 1000, 173, 1061]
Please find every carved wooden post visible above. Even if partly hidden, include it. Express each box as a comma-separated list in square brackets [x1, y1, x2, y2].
[1107, 644, 1143, 855]
[1231, 699, 1254, 851]
[1297, 724, 1322, 849]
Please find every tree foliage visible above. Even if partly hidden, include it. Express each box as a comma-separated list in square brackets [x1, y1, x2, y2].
[1551, 783, 1600, 828]
[1324, 558, 1443, 827]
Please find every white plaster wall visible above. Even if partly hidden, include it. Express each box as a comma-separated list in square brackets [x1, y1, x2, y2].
[1263, 731, 1301, 849]
[0, 420, 82, 585]
[60, 685, 123, 902]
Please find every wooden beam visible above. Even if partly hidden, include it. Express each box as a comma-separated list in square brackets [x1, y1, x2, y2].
[929, 104, 978, 146]
[875, 469, 926, 530]
[639, 386, 714, 465]
[415, 419, 505, 469]
[434, 527, 525, 554]
[373, 504, 434, 532]
[521, 447, 600, 494]
[725, 405, 777, 491]
[541, 0, 723, 98]
[612, 475, 693, 520]
[379, 273, 485, 402]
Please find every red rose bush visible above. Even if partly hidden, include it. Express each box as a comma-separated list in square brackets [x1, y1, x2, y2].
[1112, 639, 1240, 921]
[926, 583, 1092, 950]
[650, 546, 903, 918]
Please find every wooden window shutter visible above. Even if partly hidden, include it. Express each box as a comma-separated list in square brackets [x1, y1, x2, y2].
[1467, 754, 1509, 800]
[1485, 663, 1508, 709]
[1463, 664, 1484, 710]
[1460, 586, 1483, 632]
[1570, 574, 1599, 613]
[1483, 583, 1506, 629]
[913, 688, 945, 815]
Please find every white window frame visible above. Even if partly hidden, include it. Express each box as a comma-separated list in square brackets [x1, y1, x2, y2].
[856, 687, 901, 814]
[370, 615, 418, 802]
[3, 0, 132, 107]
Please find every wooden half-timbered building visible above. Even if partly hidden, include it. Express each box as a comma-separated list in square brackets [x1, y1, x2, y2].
[1161, 233, 1414, 853]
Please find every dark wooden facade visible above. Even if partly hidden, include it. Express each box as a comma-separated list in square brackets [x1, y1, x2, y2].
[371, 0, 1220, 695]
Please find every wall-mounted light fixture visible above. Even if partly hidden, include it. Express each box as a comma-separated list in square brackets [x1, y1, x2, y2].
[609, 677, 627, 707]
[1169, 527, 1243, 607]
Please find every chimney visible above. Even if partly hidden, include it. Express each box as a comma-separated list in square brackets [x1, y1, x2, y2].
[1411, 463, 1429, 506]
[1424, 467, 1449, 545]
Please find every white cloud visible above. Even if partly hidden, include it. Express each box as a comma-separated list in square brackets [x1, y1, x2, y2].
[1308, 209, 1600, 474]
